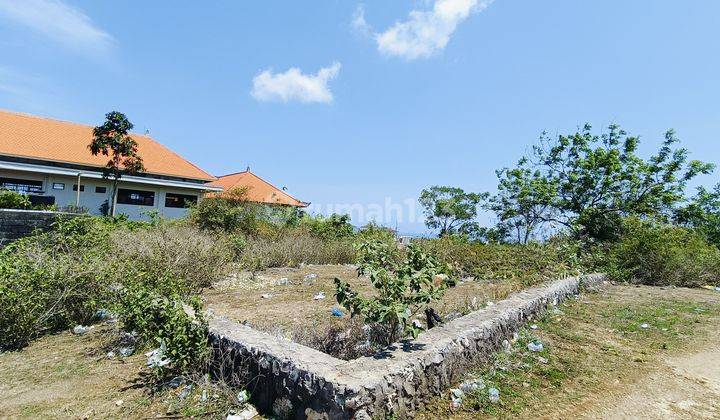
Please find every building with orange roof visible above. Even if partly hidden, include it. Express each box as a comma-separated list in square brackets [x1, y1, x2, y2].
[206, 169, 308, 207]
[0, 109, 221, 220]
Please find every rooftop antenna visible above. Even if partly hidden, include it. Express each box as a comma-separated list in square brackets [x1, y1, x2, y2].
[246, 165, 250, 172]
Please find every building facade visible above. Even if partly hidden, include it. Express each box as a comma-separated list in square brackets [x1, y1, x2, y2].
[0, 110, 219, 220]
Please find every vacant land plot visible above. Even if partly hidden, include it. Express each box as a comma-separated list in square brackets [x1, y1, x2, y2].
[203, 264, 529, 358]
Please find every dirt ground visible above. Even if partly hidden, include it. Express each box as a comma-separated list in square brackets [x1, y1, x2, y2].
[204, 264, 519, 335]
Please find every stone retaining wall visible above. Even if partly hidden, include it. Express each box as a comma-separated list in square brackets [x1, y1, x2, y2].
[0, 209, 76, 245]
[209, 273, 606, 419]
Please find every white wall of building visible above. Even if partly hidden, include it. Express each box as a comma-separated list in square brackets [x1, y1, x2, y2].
[1, 168, 204, 221]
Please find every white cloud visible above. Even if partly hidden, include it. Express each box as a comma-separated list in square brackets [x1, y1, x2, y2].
[0, 0, 113, 56]
[373, 0, 493, 60]
[351, 4, 372, 36]
[251, 62, 342, 104]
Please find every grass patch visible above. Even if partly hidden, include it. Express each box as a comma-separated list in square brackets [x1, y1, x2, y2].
[418, 285, 720, 419]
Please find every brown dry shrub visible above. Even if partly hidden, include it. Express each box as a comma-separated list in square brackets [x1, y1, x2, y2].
[110, 224, 233, 295]
[238, 230, 355, 270]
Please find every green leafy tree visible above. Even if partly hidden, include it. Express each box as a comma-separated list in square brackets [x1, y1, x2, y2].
[89, 111, 145, 216]
[674, 183, 720, 248]
[334, 240, 455, 346]
[419, 186, 486, 237]
[490, 160, 557, 243]
[491, 124, 713, 241]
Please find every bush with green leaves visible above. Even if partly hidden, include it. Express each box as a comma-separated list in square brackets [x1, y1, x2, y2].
[0, 216, 116, 349]
[300, 213, 355, 240]
[117, 284, 209, 377]
[606, 218, 720, 287]
[334, 240, 455, 346]
[0, 189, 31, 209]
[189, 187, 263, 234]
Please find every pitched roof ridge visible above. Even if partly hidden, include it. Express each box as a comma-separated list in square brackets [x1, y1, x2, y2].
[240, 170, 308, 206]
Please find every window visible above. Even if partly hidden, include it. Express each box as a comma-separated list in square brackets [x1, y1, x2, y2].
[52, 183, 65, 190]
[72, 184, 85, 192]
[117, 188, 155, 206]
[0, 177, 43, 194]
[164, 193, 198, 208]
[95, 186, 107, 194]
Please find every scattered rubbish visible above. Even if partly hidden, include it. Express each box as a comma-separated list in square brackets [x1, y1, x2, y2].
[433, 273, 449, 286]
[488, 387, 500, 403]
[304, 273, 318, 280]
[331, 308, 343, 317]
[450, 388, 464, 408]
[527, 341, 544, 352]
[236, 390, 250, 404]
[459, 378, 485, 393]
[412, 319, 424, 329]
[106, 351, 115, 359]
[716, 286, 720, 292]
[313, 292, 326, 300]
[201, 389, 208, 402]
[425, 307, 443, 329]
[167, 376, 184, 389]
[551, 307, 564, 316]
[537, 356, 549, 364]
[179, 384, 192, 399]
[275, 277, 290, 286]
[146, 344, 170, 367]
[501, 340, 511, 352]
[73, 325, 90, 335]
[118, 347, 135, 357]
[115, 400, 123, 407]
[530, 324, 538, 330]
[227, 405, 258, 420]
[640, 323, 649, 329]
[512, 332, 520, 342]
[94, 309, 113, 321]
[261, 293, 273, 299]
[486, 301, 494, 307]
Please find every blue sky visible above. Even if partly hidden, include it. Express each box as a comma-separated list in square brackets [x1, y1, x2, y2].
[1, 0, 719, 234]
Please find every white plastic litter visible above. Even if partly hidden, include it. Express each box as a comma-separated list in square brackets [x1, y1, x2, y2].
[118, 347, 134, 357]
[73, 325, 90, 335]
[261, 293, 272, 299]
[488, 387, 500, 403]
[459, 378, 485, 393]
[236, 390, 250, 404]
[313, 292, 326, 300]
[527, 341, 544, 352]
[145, 344, 170, 367]
[640, 323, 649, 329]
[227, 405, 258, 420]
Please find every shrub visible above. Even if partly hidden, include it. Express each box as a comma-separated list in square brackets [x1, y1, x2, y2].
[117, 284, 209, 377]
[607, 218, 720, 287]
[189, 188, 262, 234]
[417, 236, 582, 286]
[300, 213, 355, 240]
[0, 217, 114, 349]
[237, 230, 355, 270]
[334, 240, 455, 346]
[110, 224, 233, 296]
[0, 189, 31, 209]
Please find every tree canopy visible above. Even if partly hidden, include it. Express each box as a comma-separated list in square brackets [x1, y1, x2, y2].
[89, 111, 145, 215]
[419, 186, 486, 237]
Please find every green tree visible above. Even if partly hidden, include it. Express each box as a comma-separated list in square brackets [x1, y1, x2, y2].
[89, 111, 145, 216]
[490, 160, 557, 243]
[491, 124, 713, 241]
[674, 183, 720, 248]
[419, 186, 486, 237]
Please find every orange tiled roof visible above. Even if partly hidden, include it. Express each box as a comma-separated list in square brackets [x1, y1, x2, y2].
[207, 170, 308, 207]
[0, 109, 215, 181]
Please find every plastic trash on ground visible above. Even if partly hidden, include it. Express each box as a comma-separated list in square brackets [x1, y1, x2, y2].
[459, 378, 486, 393]
[313, 292, 326, 300]
[73, 325, 90, 335]
[488, 387, 500, 403]
[331, 308, 343, 317]
[527, 341, 544, 352]
[145, 343, 170, 367]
